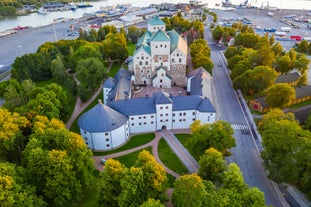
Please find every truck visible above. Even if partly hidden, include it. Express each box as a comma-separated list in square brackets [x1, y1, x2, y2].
[267, 12, 274, 17]
[281, 27, 292, 32]
[290, 35, 302, 41]
[264, 28, 276, 32]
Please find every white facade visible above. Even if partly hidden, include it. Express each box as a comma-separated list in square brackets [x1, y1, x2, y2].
[196, 111, 216, 124]
[129, 114, 156, 133]
[172, 110, 197, 129]
[103, 87, 111, 104]
[79, 122, 130, 151]
[152, 67, 172, 88]
[156, 103, 173, 130]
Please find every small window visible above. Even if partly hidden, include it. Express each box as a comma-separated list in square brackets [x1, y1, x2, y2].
[192, 118, 195, 121]
[172, 58, 174, 63]
[156, 45, 158, 48]
[179, 119, 182, 122]
[139, 117, 141, 119]
[139, 61, 142, 66]
[183, 112, 186, 116]
[173, 113, 175, 117]
[142, 56, 144, 60]
[131, 117, 134, 120]
[160, 79, 163, 83]
[147, 75, 150, 78]
[179, 58, 182, 63]
[183, 119, 186, 121]
[177, 53, 179, 57]
[179, 113, 182, 116]
[84, 137, 88, 140]
[144, 122, 146, 125]
[160, 114, 163, 117]
[164, 45, 167, 48]
[86, 142, 88, 145]
[146, 57, 148, 59]
[145, 61, 148, 65]
[139, 123, 142, 125]
[143, 116, 146, 119]
[165, 106, 168, 109]
[106, 144, 110, 147]
[154, 27, 156, 29]
[84, 130, 86, 134]
[166, 119, 168, 122]
[151, 115, 154, 118]
[160, 120, 163, 122]
[160, 107, 163, 109]
[151, 121, 154, 124]
[173, 120, 175, 122]
[192, 112, 195, 115]
[165, 113, 168, 116]
[105, 132, 109, 136]
[105, 138, 109, 141]
[210, 113, 213, 116]
[131, 123, 134, 126]
[160, 44, 162, 48]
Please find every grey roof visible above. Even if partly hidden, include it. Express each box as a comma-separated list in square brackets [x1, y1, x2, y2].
[153, 92, 172, 104]
[275, 72, 300, 84]
[188, 67, 211, 96]
[256, 96, 269, 108]
[171, 96, 215, 112]
[103, 77, 116, 88]
[78, 101, 128, 132]
[291, 105, 311, 124]
[108, 97, 156, 116]
[108, 68, 131, 102]
[295, 85, 311, 99]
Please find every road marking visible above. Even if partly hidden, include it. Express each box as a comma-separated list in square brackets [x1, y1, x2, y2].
[231, 124, 248, 130]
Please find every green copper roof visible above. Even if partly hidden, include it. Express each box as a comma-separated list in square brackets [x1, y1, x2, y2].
[133, 44, 151, 56]
[137, 31, 152, 47]
[167, 30, 179, 52]
[148, 16, 165, 26]
[150, 30, 170, 42]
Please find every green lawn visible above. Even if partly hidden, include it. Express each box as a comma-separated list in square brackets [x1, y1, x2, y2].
[127, 41, 136, 56]
[93, 133, 155, 156]
[108, 62, 123, 77]
[174, 133, 191, 148]
[114, 147, 152, 168]
[158, 138, 189, 175]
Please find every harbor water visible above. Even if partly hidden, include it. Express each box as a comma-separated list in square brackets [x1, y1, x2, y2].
[0, 0, 310, 33]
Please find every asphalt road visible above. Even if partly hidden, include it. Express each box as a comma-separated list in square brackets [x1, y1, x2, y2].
[205, 16, 288, 206]
[0, 19, 77, 67]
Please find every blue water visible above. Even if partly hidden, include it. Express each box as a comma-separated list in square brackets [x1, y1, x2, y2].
[0, 0, 310, 33]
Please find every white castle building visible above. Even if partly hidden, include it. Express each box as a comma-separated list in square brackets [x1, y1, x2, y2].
[133, 16, 188, 88]
[78, 16, 216, 151]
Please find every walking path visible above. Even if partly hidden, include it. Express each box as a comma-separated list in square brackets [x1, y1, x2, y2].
[161, 129, 199, 173]
[65, 62, 114, 129]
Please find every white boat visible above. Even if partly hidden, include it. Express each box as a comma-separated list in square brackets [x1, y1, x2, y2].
[38, 7, 48, 14]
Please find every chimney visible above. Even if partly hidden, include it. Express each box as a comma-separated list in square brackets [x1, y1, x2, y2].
[145, 93, 148, 97]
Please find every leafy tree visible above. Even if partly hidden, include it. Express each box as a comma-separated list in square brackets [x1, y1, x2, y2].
[198, 148, 226, 184]
[70, 43, 102, 70]
[193, 55, 214, 74]
[51, 55, 68, 84]
[23, 116, 94, 207]
[11, 53, 52, 82]
[276, 55, 294, 73]
[0, 162, 46, 207]
[265, 83, 296, 108]
[37, 42, 62, 60]
[271, 42, 284, 56]
[304, 112, 311, 131]
[230, 59, 250, 80]
[190, 39, 210, 57]
[16, 90, 62, 119]
[186, 120, 235, 160]
[295, 53, 310, 73]
[224, 46, 244, 59]
[212, 25, 224, 42]
[102, 32, 128, 61]
[0, 108, 28, 162]
[234, 32, 259, 48]
[259, 110, 311, 198]
[76, 57, 106, 90]
[98, 159, 126, 206]
[227, 54, 245, 70]
[140, 198, 165, 207]
[172, 174, 207, 207]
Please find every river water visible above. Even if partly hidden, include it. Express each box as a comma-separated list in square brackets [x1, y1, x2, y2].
[0, 0, 310, 33]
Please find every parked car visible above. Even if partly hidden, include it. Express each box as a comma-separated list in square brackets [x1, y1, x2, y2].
[100, 158, 106, 165]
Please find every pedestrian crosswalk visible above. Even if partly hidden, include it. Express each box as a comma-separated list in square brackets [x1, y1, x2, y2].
[231, 124, 249, 130]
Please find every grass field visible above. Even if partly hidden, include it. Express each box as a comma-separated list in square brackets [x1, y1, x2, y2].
[114, 147, 152, 168]
[127, 41, 136, 56]
[158, 138, 189, 175]
[93, 133, 155, 156]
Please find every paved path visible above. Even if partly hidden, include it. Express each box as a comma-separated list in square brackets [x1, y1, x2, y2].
[65, 62, 113, 129]
[93, 131, 180, 179]
[161, 129, 199, 173]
